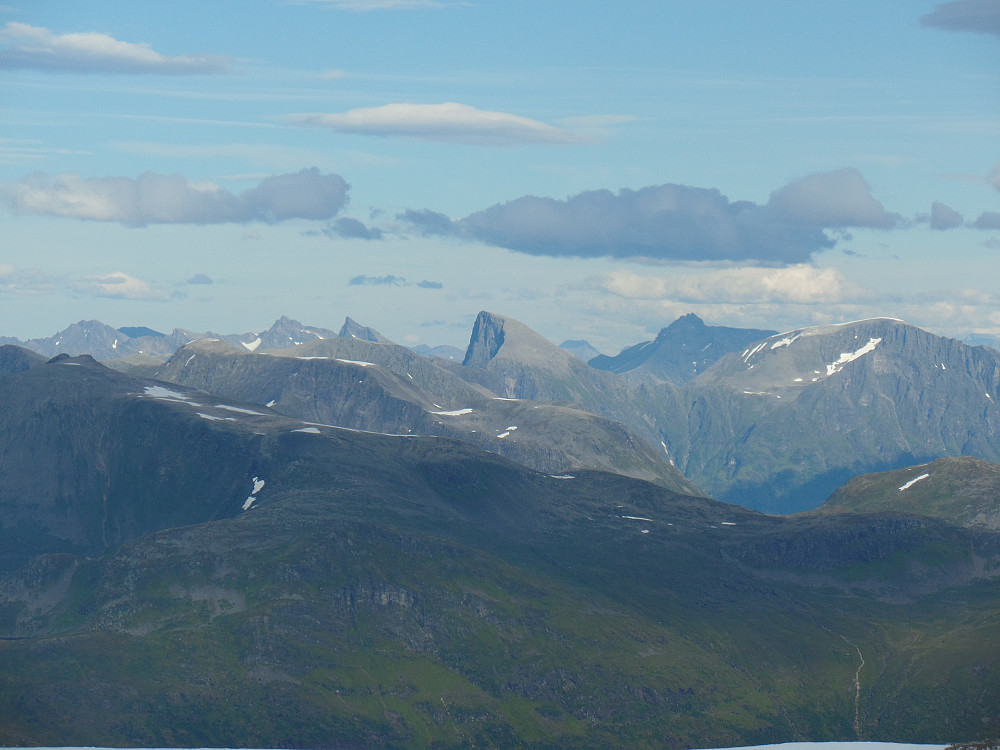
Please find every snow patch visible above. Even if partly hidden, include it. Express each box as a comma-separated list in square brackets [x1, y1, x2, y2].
[214, 404, 264, 416]
[142, 385, 200, 406]
[548, 474, 575, 479]
[184, 354, 196, 366]
[898, 473, 930, 491]
[265, 400, 277, 407]
[770, 333, 801, 350]
[197, 413, 234, 422]
[826, 337, 881, 376]
[496, 431, 510, 439]
[242, 337, 262, 352]
[296, 356, 329, 360]
[242, 476, 265, 510]
[622, 515, 654, 522]
[432, 408, 474, 416]
[293, 426, 322, 434]
[336, 358, 374, 367]
[741, 341, 768, 363]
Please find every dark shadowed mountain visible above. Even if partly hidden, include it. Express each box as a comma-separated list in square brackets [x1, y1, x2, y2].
[447, 312, 1000, 514]
[152, 336, 700, 494]
[671, 318, 1000, 512]
[0, 351, 996, 747]
[590, 313, 776, 383]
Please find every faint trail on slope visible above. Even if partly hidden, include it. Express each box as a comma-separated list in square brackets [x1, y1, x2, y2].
[841, 635, 865, 738]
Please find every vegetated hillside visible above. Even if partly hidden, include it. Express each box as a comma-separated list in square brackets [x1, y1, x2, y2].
[670, 318, 1000, 513]
[590, 313, 776, 384]
[153, 337, 701, 494]
[817, 456, 1000, 529]
[0, 353, 996, 747]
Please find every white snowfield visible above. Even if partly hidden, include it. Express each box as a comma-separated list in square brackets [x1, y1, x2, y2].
[214, 404, 265, 416]
[241, 337, 262, 352]
[242, 476, 265, 510]
[141, 385, 201, 406]
[898, 473, 931, 491]
[826, 338, 882, 377]
[431, 408, 474, 416]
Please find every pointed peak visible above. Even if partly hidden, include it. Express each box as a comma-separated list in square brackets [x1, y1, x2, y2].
[463, 311, 507, 367]
[339, 317, 391, 344]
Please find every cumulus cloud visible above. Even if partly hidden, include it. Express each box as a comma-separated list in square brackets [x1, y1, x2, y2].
[74, 272, 171, 301]
[0, 22, 231, 74]
[766, 168, 897, 228]
[971, 211, 1000, 229]
[920, 0, 1000, 37]
[328, 217, 383, 240]
[286, 102, 588, 146]
[457, 184, 831, 263]
[397, 208, 457, 236]
[434, 169, 898, 264]
[2, 168, 348, 226]
[598, 265, 866, 306]
[929, 201, 964, 230]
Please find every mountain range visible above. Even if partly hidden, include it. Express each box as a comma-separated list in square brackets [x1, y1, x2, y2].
[0, 348, 997, 747]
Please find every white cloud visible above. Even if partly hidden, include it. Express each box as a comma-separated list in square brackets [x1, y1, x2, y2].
[0, 22, 230, 74]
[599, 265, 867, 305]
[286, 102, 588, 145]
[767, 168, 897, 228]
[2, 168, 349, 225]
[74, 271, 171, 301]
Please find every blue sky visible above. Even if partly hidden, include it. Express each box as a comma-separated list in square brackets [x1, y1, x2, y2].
[1, 0, 998, 352]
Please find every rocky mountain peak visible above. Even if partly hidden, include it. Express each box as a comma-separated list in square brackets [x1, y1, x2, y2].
[462, 311, 506, 367]
[339, 317, 391, 344]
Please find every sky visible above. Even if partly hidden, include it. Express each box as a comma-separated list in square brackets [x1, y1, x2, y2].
[1, 0, 998, 353]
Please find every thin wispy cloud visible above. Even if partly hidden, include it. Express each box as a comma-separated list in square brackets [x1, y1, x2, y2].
[349, 274, 442, 288]
[920, 0, 1000, 37]
[286, 102, 589, 146]
[292, 0, 464, 10]
[2, 168, 349, 226]
[598, 266, 868, 306]
[0, 22, 232, 74]
[74, 271, 172, 301]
